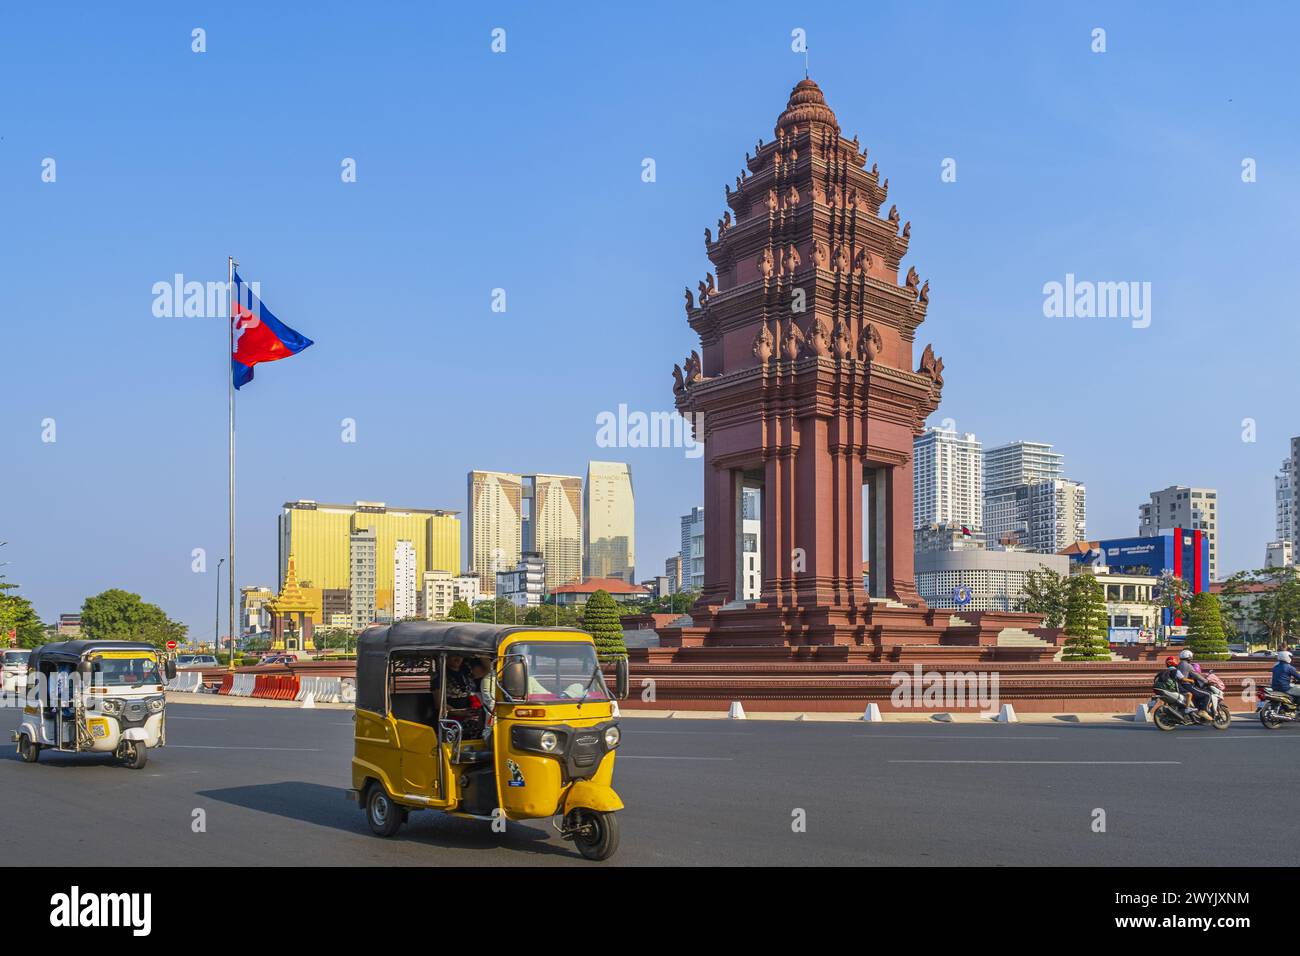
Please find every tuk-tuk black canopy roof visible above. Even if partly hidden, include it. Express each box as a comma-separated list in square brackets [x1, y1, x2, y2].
[29, 640, 156, 670]
[354, 622, 589, 713]
[357, 621, 588, 656]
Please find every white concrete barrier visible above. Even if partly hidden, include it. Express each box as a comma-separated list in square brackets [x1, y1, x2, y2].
[230, 674, 256, 697]
[1133, 702, 1152, 722]
[727, 701, 747, 720]
[861, 703, 883, 722]
[994, 704, 1018, 723]
[166, 672, 204, 693]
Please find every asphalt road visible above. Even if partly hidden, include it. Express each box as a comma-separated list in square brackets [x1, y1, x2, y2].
[2, 702, 1295, 866]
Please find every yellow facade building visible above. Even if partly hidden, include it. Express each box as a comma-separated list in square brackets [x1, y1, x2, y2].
[278, 501, 461, 624]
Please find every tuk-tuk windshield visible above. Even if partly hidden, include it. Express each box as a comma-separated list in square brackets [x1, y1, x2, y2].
[93, 655, 161, 687]
[3, 651, 29, 666]
[511, 642, 607, 702]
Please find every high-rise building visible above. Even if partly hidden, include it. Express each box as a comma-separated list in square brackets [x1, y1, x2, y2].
[349, 527, 377, 630]
[913, 427, 982, 531]
[497, 552, 547, 607]
[583, 461, 635, 583]
[739, 488, 762, 601]
[664, 556, 683, 594]
[680, 506, 705, 591]
[466, 471, 524, 596]
[983, 441, 1064, 494]
[393, 539, 417, 621]
[239, 586, 274, 637]
[1277, 460, 1294, 546]
[422, 570, 456, 621]
[524, 474, 583, 591]
[986, 478, 1087, 554]
[1276, 437, 1298, 558]
[1138, 485, 1219, 582]
[1266, 541, 1294, 569]
[279, 500, 460, 614]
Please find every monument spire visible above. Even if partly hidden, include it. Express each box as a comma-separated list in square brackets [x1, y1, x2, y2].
[664, 79, 947, 653]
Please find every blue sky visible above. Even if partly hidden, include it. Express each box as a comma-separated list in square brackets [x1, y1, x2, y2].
[2, 1, 1296, 639]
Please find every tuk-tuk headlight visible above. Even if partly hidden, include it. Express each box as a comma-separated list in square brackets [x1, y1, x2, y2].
[604, 726, 620, 749]
[147, 696, 165, 714]
[539, 730, 559, 752]
[100, 698, 122, 716]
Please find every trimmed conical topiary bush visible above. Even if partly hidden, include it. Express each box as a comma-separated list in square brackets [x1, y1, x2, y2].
[582, 589, 627, 661]
[1185, 591, 1231, 661]
[1061, 573, 1111, 661]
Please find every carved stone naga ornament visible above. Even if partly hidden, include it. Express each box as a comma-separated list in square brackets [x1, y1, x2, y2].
[806, 316, 831, 357]
[917, 343, 944, 389]
[831, 317, 854, 359]
[780, 317, 805, 361]
[857, 322, 883, 364]
[752, 319, 775, 363]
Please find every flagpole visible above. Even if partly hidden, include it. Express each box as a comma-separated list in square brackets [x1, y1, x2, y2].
[227, 255, 237, 672]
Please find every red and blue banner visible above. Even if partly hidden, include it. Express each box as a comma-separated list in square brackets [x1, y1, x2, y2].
[231, 271, 313, 389]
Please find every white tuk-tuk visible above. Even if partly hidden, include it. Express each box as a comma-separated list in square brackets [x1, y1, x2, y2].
[13, 640, 175, 769]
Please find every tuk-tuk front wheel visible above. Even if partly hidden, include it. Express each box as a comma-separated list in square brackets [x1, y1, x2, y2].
[120, 742, 147, 770]
[568, 809, 620, 861]
[17, 734, 39, 764]
[365, 784, 404, 838]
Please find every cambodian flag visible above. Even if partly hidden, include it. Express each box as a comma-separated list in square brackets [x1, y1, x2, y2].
[230, 270, 313, 389]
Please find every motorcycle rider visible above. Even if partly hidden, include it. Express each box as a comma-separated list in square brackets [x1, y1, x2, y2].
[1271, 650, 1300, 707]
[1176, 649, 1213, 719]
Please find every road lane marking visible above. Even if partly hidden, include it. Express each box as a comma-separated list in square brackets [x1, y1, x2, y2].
[630, 730, 753, 736]
[168, 745, 322, 751]
[889, 759, 1179, 765]
[856, 734, 1059, 740]
[166, 716, 226, 721]
[619, 755, 734, 761]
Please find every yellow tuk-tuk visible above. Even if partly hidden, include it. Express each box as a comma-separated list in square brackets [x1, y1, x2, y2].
[348, 622, 629, 860]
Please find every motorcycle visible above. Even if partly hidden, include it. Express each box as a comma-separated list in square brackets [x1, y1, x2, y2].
[1151, 676, 1231, 731]
[1256, 685, 1299, 729]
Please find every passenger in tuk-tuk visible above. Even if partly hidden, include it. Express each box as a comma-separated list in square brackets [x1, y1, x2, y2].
[469, 657, 495, 738]
[438, 655, 485, 740]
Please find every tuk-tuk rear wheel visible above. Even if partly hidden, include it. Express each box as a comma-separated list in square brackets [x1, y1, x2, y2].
[365, 784, 404, 838]
[570, 809, 620, 861]
[17, 734, 39, 764]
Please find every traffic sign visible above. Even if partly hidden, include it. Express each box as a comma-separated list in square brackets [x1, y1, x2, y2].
[166, 640, 178, 650]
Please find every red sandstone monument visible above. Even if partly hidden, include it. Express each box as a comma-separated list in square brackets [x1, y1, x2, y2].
[660, 78, 1009, 656]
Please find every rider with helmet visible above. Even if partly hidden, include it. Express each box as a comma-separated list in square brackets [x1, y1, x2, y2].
[1176, 649, 1213, 719]
[1271, 650, 1300, 706]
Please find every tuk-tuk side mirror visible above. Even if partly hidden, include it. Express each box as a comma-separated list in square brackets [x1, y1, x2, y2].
[614, 657, 630, 701]
[500, 659, 527, 701]
[165, 659, 177, 681]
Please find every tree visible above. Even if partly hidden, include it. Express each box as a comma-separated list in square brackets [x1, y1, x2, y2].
[581, 590, 627, 661]
[1061, 573, 1110, 661]
[0, 592, 48, 648]
[1218, 567, 1300, 649]
[523, 603, 579, 627]
[1153, 570, 1192, 641]
[80, 589, 187, 650]
[474, 596, 521, 624]
[1184, 591, 1231, 661]
[314, 627, 357, 652]
[447, 600, 474, 622]
[1015, 569, 1069, 628]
